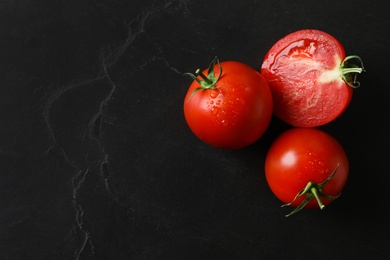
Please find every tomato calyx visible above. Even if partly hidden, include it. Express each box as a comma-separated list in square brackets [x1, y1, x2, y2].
[184, 56, 222, 102]
[282, 164, 341, 217]
[340, 55, 365, 88]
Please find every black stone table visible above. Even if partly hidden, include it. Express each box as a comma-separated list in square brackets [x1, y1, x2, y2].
[1, 0, 389, 259]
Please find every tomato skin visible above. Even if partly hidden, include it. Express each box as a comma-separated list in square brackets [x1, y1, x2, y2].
[265, 128, 349, 209]
[184, 61, 273, 149]
[261, 29, 353, 127]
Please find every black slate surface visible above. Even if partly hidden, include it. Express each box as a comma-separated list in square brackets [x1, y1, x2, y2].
[1, 0, 389, 259]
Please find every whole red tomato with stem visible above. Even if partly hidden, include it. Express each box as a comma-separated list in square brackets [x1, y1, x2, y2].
[265, 127, 349, 217]
[183, 57, 273, 149]
[261, 29, 364, 127]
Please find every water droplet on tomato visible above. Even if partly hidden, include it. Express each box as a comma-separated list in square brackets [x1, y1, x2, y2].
[211, 107, 217, 115]
[210, 91, 219, 99]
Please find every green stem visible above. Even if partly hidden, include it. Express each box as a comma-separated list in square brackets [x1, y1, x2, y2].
[342, 67, 363, 74]
[196, 69, 213, 85]
[311, 187, 325, 210]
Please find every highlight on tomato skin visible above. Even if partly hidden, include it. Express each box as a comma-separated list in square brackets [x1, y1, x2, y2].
[261, 29, 364, 127]
[264, 127, 349, 217]
[183, 57, 273, 149]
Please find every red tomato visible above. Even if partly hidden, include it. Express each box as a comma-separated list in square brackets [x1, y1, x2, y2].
[184, 57, 273, 149]
[261, 29, 364, 127]
[265, 127, 349, 217]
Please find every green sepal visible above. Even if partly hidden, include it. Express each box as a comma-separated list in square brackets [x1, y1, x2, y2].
[184, 57, 222, 102]
[340, 55, 365, 88]
[282, 164, 341, 217]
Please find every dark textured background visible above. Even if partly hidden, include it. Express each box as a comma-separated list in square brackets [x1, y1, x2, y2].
[1, 0, 389, 259]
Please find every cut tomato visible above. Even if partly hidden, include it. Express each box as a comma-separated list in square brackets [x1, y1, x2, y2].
[261, 29, 364, 127]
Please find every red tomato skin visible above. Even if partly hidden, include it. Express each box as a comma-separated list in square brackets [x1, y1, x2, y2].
[184, 61, 273, 149]
[265, 128, 349, 208]
[261, 29, 352, 127]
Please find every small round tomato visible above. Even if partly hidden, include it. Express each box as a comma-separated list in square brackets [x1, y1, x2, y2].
[265, 127, 349, 217]
[184, 57, 273, 149]
[261, 29, 364, 127]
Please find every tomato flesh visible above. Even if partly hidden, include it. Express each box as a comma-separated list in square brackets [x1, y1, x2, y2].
[261, 29, 352, 127]
[265, 128, 349, 210]
[184, 61, 273, 149]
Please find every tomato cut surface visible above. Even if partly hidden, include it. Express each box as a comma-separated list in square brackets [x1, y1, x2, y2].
[265, 127, 349, 216]
[261, 29, 363, 127]
[184, 58, 273, 149]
